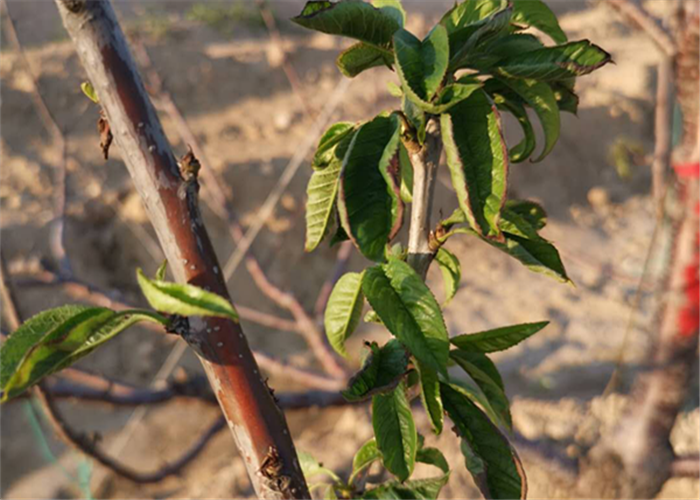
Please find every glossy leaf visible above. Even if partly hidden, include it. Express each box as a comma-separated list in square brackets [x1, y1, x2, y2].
[497, 77, 559, 162]
[486, 80, 536, 163]
[440, 0, 505, 35]
[363, 474, 450, 499]
[362, 258, 450, 375]
[342, 340, 409, 402]
[393, 25, 449, 105]
[324, 271, 365, 357]
[338, 114, 403, 261]
[1, 306, 165, 401]
[448, 5, 513, 71]
[417, 447, 450, 474]
[337, 42, 392, 77]
[293, 0, 401, 50]
[441, 383, 527, 499]
[416, 360, 443, 434]
[372, 381, 417, 482]
[434, 247, 461, 304]
[495, 40, 612, 81]
[451, 321, 549, 353]
[137, 269, 239, 321]
[441, 90, 508, 238]
[511, 0, 567, 44]
[551, 80, 579, 114]
[451, 350, 512, 429]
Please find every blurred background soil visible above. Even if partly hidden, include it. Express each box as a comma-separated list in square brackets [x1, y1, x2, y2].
[0, 1, 698, 498]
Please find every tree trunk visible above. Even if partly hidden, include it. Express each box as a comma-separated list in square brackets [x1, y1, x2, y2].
[54, 1, 309, 497]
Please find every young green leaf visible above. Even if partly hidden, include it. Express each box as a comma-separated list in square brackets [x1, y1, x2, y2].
[495, 40, 612, 81]
[292, 0, 401, 50]
[80, 81, 99, 103]
[451, 350, 512, 429]
[299, 450, 341, 482]
[497, 77, 560, 162]
[441, 383, 527, 499]
[337, 114, 403, 261]
[351, 438, 382, 483]
[415, 360, 443, 434]
[441, 90, 508, 239]
[1, 306, 165, 401]
[324, 271, 365, 358]
[398, 143, 413, 202]
[362, 474, 450, 500]
[434, 247, 461, 304]
[136, 269, 239, 322]
[155, 260, 168, 281]
[393, 25, 449, 105]
[362, 258, 450, 376]
[336, 43, 392, 78]
[342, 340, 409, 402]
[372, 381, 417, 482]
[511, 0, 567, 44]
[417, 447, 450, 474]
[451, 321, 550, 353]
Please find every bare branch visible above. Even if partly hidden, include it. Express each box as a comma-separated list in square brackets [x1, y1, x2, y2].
[671, 455, 700, 478]
[53, 1, 309, 496]
[651, 57, 674, 218]
[607, 0, 677, 57]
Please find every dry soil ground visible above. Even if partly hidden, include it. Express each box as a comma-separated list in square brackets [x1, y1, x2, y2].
[0, 1, 698, 498]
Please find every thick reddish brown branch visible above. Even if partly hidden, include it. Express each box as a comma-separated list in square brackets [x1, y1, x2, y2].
[53, 1, 309, 497]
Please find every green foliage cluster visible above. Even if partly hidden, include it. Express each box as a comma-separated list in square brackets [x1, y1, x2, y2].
[295, 0, 610, 498]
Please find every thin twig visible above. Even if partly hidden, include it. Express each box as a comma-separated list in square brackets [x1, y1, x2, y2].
[651, 57, 674, 219]
[255, 0, 315, 119]
[1, 0, 71, 276]
[670, 455, 700, 478]
[608, 0, 677, 57]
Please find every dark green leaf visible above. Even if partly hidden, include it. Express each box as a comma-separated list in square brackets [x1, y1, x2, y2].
[485, 79, 537, 163]
[451, 350, 512, 429]
[551, 80, 579, 114]
[417, 447, 450, 474]
[441, 89, 508, 238]
[372, 381, 417, 482]
[495, 40, 612, 81]
[137, 269, 239, 321]
[393, 25, 449, 105]
[416, 360, 443, 434]
[372, 0, 406, 27]
[324, 271, 365, 357]
[342, 340, 409, 402]
[504, 199, 547, 230]
[434, 247, 460, 304]
[497, 77, 559, 162]
[337, 42, 393, 77]
[511, 0, 567, 44]
[362, 258, 450, 375]
[441, 383, 527, 499]
[440, 0, 505, 35]
[451, 321, 549, 353]
[338, 114, 403, 262]
[362, 474, 450, 499]
[293, 0, 401, 50]
[448, 5, 513, 71]
[1, 306, 165, 401]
